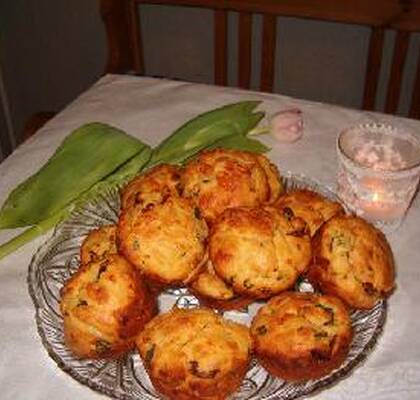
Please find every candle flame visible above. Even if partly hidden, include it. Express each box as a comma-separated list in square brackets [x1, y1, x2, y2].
[372, 192, 380, 202]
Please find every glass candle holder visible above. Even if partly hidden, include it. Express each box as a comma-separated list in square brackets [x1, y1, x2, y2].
[337, 122, 420, 232]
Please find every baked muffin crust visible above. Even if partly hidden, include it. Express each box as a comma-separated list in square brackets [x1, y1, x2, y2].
[209, 206, 311, 299]
[136, 307, 252, 400]
[60, 254, 157, 358]
[275, 189, 344, 236]
[120, 163, 182, 210]
[255, 154, 283, 203]
[308, 215, 395, 309]
[182, 149, 282, 224]
[251, 292, 352, 381]
[189, 261, 253, 311]
[118, 195, 208, 286]
[80, 225, 118, 265]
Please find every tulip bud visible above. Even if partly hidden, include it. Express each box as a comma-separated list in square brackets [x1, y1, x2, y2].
[270, 108, 303, 143]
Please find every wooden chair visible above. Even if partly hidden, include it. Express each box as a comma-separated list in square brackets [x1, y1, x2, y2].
[22, 112, 57, 141]
[100, 0, 420, 119]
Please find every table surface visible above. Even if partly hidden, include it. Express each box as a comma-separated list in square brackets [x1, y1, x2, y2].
[1, 74, 420, 400]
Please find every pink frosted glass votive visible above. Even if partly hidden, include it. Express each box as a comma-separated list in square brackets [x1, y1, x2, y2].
[337, 122, 420, 232]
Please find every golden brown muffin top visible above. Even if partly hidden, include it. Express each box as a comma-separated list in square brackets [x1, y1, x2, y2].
[275, 189, 344, 236]
[190, 261, 236, 301]
[80, 225, 118, 265]
[255, 154, 283, 203]
[189, 262, 254, 311]
[309, 215, 395, 309]
[136, 307, 251, 400]
[251, 292, 352, 381]
[120, 163, 182, 210]
[60, 254, 156, 357]
[209, 206, 311, 299]
[118, 195, 208, 286]
[251, 292, 352, 355]
[181, 149, 281, 224]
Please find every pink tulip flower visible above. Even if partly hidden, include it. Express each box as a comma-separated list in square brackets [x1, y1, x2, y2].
[270, 108, 303, 143]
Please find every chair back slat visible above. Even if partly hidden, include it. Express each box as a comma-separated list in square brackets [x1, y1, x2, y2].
[362, 27, 385, 111]
[385, 30, 410, 114]
[129, 0, 144, 74]
[260, 14, 277, 92]
[214, 10, 228, 86]
[100, 0, 136, 73]
[409, 53, 420, 119]
[238, 12, 252, 89]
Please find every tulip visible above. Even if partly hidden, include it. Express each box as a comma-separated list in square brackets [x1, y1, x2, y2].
[269, 108, 304, 143]
[248, 108, 304, 143]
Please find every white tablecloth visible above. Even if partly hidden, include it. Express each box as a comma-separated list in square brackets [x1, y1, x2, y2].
[1, 74, 420, 400]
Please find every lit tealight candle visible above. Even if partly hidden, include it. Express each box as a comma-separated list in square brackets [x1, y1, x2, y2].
[358, 189, 406, 222]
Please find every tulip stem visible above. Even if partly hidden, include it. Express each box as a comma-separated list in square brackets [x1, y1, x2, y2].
[247, 126, 270, 136]
[0, 208, 69, 260]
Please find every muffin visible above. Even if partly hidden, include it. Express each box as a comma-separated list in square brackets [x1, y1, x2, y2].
[209, 206, 311, 299]
[255, 154, 283, 203]
[181, 149, 282, 224]
[136, 307, 252, 400]
[275, 189, 344, 236]
[60, 254, 157, 358]
[80, 225, 118, 265]
[251, 292, 352, 381]
[120, 163, 182, 210]
[118, 194, 208, 286]
[189, 261, 253, 311]
[308, 215, 395, 309]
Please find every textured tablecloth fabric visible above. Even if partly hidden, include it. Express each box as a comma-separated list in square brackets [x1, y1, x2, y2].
[1, 75, 420, 400]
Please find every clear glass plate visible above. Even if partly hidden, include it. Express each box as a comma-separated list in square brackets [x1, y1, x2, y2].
[28, 174, 386, 400]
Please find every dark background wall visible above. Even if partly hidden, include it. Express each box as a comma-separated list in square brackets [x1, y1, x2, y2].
[0, 0, 106, 149]
[0, 2, 419, 160]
